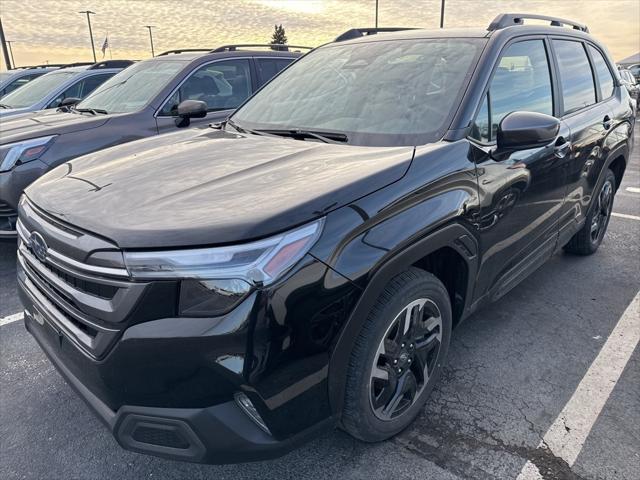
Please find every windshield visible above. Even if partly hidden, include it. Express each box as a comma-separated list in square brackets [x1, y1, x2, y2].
[0, 72, 12, 82]
[77, 60, 188, 114]
[232, 38, 484, 146]
[0, 70, 76, 108]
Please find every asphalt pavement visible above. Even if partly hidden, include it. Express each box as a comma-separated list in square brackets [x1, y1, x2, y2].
[1, 126, 639, 480]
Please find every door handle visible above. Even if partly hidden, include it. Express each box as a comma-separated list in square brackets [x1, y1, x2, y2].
[554, 137, 571, 158]
[603, 115, 612, 130]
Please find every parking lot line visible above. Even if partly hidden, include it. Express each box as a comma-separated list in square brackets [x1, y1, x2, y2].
[611, 212, 640, 221]
[625, 187, 640, 194]
[517, 290, 640, 479]
[0, 312, 23, 327]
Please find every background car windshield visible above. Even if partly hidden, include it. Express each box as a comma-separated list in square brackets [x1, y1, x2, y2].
[0, 70, 75, 108]
[78, 60, 188, 113]
[233, 38, 483, 146]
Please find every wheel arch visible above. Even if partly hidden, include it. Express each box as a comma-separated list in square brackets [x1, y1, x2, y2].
[327, 222, 479, 416]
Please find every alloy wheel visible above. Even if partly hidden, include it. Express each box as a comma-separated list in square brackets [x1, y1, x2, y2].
[590, 179, 614, 244]
[369, 298, 443, 421]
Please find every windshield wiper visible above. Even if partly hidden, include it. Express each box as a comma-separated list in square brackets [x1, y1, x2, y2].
[225, 118, 264, 136]
[74, 107, 108, 115]
[257, 129, 348, 144]
[0, 103, 11, 109]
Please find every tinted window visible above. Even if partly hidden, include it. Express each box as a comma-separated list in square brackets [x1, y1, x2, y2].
[48, 73, 114, 108]
[78, 60, 188, 114]
[233, 39, 484, 146]
[160, 59, 251, 115]
[587, 45, 614, 99]
[0, 71, 76, 108]
[256, 58, 294, 85]
[553, 40, 596, 114]
[2, 74, 40, 95]
[472, 40, 553, 142]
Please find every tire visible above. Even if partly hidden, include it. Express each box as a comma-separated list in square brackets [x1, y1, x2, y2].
[564, 169, 616, 255]
[341, 267, 452, 442]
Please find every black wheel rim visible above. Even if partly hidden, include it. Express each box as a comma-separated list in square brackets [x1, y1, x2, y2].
[590, 179, 614, 244]
[369, 298, 442, 421]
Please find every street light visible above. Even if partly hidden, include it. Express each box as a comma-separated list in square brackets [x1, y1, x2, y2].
[79, 10, 97, 62]
[6, 40, 15, 67]
[144, 25, 155, 57]
[375, 0, 378, 28]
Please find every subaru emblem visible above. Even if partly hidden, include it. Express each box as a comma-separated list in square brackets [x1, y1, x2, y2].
[29, 232, 48, 263]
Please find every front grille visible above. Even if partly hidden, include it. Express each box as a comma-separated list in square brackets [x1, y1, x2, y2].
[0, 201, 17, 218]
[132, 426, 190, 449]
[17, 201, 149, 358]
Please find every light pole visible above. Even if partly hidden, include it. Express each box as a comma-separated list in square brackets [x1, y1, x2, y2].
[144, 25, 155, 57]
[375, 0, 379, 28]
[440, 0, 445, 28]
[79, 10, 97, 62]
[6, 40, 15, 67]
[0, 17, 12, 70]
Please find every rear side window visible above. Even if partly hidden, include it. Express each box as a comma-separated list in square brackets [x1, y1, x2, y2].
[471, 40, 553, 143]
[48, 73, 114, 108]
[255, 58, 294, 85]
[587, 45, 615, 99]
[553, 40, 596, 114]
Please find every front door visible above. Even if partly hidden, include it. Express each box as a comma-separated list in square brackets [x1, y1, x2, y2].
[155, 58, 253, 133]
[471, 38, 569, 301]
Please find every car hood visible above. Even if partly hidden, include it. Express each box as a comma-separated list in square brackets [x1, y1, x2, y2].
[26, 128, 415, 249]
[0, 109, 110, 144]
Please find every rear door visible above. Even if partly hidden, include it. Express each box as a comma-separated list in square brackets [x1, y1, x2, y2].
[550, 38, 615, 246]
[155, 58, 252, 133]
[471, 38, 570, 300]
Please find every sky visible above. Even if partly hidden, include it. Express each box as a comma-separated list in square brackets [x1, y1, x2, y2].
[0, 0, 638, 70]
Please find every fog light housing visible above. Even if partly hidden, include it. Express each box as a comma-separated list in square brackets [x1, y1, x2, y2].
[234, 392, 271, 435]
[178, 278, 250, 317]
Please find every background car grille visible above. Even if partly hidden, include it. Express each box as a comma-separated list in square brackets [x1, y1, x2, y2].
[0, 201, 17, 218]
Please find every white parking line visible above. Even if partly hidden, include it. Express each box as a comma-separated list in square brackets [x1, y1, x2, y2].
[517, 291, 640, 479]
[611, 212, 640, 221]
[625, 187, 640, 194]
[0, 312, 24, 327]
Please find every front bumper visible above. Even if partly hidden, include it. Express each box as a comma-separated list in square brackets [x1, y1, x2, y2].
[22, 305, 333, 464]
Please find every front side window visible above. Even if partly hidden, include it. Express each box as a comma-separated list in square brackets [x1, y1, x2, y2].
[77, 60, 188, 114]
[48, 73, 114, 108]
[232, 38, 484, 146]
[0, 71, 76, 108]
[471, 40, 553, 143]
[159, 59, 251, 116]
[587, 45, 615, 99]
[553, 40, 596, 115]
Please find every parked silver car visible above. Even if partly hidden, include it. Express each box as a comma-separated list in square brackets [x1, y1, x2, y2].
[0, 60, 133, 118]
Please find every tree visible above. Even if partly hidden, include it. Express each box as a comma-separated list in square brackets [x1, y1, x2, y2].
[270, 24, 288, 50]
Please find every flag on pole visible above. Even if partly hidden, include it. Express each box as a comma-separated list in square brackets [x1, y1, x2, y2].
[101, 36, 109, 58]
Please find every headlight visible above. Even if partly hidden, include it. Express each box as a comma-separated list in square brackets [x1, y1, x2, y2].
[124, 219, 324, 283]
[0, 135, 57, 172]
[124, 219, 324, 317]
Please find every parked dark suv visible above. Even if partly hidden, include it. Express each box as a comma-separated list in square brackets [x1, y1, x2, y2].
[0, 45, 305, 236]
[17, 14, 633, 464]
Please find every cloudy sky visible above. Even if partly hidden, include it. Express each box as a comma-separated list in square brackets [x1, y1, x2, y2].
[1, 0, 638, 69]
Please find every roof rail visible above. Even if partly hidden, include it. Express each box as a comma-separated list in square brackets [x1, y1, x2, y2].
[488, 13, 589, 33]
[15, 64, 64, 70]
[59, 62, 95, 69]
[88, 59, 135, 69]
[210, 43, 313, 52]
[335, 27, 420, 42]
[156, 48, 212, 56]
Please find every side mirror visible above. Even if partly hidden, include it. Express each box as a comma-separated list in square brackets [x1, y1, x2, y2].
[496, 111, 560, 152]
[174, 100, 207, 127]
[57, 97, 81, 111]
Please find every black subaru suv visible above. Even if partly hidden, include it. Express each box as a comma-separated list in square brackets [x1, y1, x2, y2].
[0, 45, 305, 237]
[16, 14, 633, 464]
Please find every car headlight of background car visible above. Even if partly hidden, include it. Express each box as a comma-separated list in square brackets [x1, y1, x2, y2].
[123, 219, 324, 317]
[0, 135, 58, 173]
